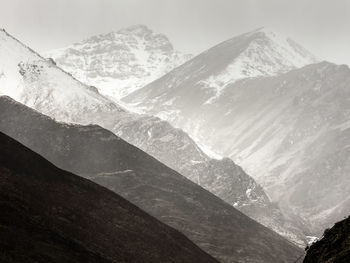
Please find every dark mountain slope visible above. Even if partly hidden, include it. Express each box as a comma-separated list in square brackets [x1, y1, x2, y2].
[0, 96, 303, 263]
[303, 216, 350, 263]
[0, 132, 219, 263]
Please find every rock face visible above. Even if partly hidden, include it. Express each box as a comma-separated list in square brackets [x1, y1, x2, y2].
[0, 29, 303, 244]
[0, 96, 303, 263]
[0, 131, 220, 263]
[44, 25, 192, 100]
[303, 216, 350, 263]
[125, 28, 350, 235]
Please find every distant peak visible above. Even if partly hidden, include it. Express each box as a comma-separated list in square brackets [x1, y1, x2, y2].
[118, 24, 153, 36]
[82, 25, 155, 43]
[253, 26, 266, 32]
[249, 27, 283, 38]
[241, 27, 318, 61]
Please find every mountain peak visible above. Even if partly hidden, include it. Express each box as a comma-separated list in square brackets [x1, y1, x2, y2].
[253, 26, 279, 34]
[201, 27, 319, 94]
[118, 24, 153, 36]
[251, 27, 318, 62]
[126, 27, 320, 105]
[247, 27, 289, 38]
[45, 25, 192, 99]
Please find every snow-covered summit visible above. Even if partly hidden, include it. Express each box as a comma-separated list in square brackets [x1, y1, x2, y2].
[125, 27, 319, 107]
[45, 25, 192, 100]
[198, 27, 318, 101]
[118, 24, 154, 37]
[242, 27, 317, 69]
[0, 29, 121, 122]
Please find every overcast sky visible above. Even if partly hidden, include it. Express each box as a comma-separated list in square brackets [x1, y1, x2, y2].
[1, 0, 349, 65]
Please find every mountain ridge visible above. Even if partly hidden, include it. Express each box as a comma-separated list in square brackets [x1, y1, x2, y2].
[124, 27, 317, 105]
[0, 95, 304, 263]
[0, 131, 220, 263]
[304, 215, 350, 263]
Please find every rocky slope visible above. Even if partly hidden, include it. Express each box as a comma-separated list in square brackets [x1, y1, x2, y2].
[304, 216, 350, 263]
[0, 131, 220, 263]
[45, 25, 192, 100]
[0, 96, 303, 263]
[0, 28, 305, 244]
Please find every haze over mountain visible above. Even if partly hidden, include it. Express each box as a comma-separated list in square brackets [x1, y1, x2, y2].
[1, 0, 348, 261]
[125, 28, 350, 236]
[0, 96, 303, 263]
[0, 131, 220, 263]
[0, 28, 307, 245]
[45, 25, 192, 100]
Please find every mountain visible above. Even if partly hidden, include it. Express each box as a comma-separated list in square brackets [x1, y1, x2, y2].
[0, 131, 220, 263]
[125, 27, 317, 106]
[0, 28, 122, 123]
[0, 29, 305, 244]
[125, 29, 350, 236]
[303, 216, 350, 263]
[0, 96, 303, 263]
[44, 25, 192, 100]
[109, 112, 307, 245]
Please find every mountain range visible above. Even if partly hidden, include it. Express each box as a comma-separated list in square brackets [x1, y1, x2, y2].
[1, 22, 346, 262]
[0, 27, 305, 245]
[0, 96, 303, 263]
[125, 27, 317, 106]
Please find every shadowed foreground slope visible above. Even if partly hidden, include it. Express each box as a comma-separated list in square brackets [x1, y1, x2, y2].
[0, 96, 303, 263]
[0, 132, 219, 263]
[304, 216, 350, 263]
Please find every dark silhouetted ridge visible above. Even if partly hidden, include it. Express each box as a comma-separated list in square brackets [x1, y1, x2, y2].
[0, 131, 219, 263]
[304, 216, 350, 263]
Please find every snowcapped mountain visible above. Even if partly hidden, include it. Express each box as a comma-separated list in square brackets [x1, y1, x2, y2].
[0, 29, 121, 122]
[44, 25, 192, 100]
[0, 28, 306, 245]
[125, 27, 318, 105]
[125, 27, 350, 236]
[196, 27, 318, 103]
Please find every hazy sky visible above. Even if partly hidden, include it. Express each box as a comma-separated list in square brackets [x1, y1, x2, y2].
[1, 0, 349, 65]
